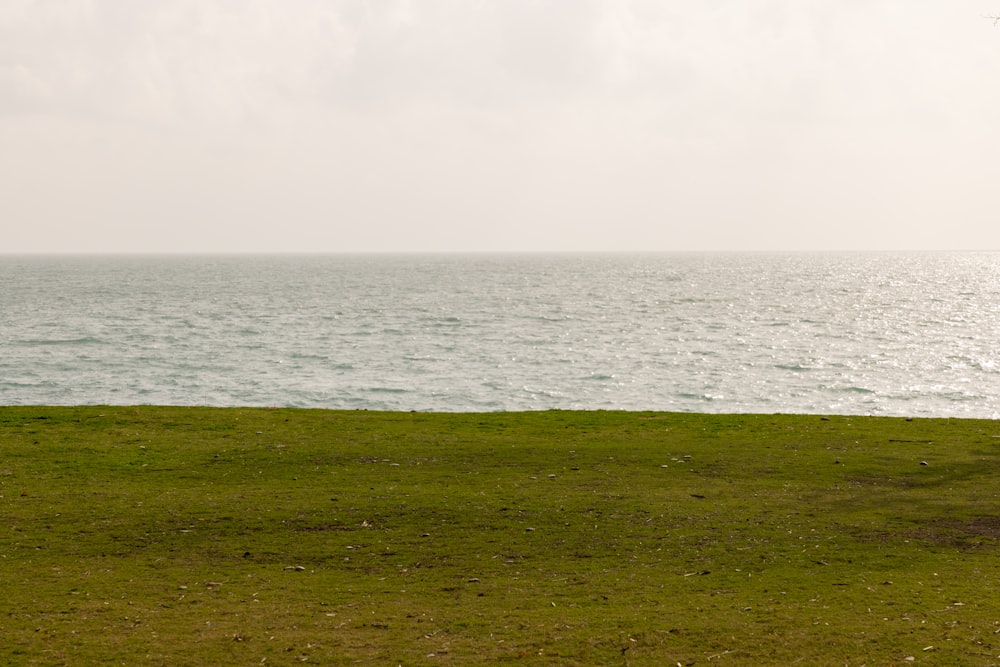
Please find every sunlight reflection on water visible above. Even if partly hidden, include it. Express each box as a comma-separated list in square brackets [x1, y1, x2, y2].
[2, 252, 998, 417]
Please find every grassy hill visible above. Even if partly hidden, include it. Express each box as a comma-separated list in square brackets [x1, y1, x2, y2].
[3, 406, 1000, 665]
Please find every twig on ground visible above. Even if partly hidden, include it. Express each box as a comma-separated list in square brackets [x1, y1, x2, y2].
[707, 649, 737, 660]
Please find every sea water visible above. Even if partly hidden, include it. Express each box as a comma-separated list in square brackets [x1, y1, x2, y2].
[2, 253, 998, 417]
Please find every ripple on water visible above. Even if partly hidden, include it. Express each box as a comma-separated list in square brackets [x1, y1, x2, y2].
[2, 253, 1000, 416]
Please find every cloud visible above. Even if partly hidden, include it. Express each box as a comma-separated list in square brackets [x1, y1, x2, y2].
[3, 0, 1000, 252]
[5, 1, 997, 130]
[0, 1, 696, 127]
[0, 1, 350, 126]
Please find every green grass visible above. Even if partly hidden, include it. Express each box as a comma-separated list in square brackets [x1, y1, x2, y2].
[3, 407, 1000, 665]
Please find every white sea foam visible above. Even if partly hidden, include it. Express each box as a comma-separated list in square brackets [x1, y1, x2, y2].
[2, 252, 998, 417]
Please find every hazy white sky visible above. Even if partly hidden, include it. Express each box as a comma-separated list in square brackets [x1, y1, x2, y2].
[3, 1, 1000, 253]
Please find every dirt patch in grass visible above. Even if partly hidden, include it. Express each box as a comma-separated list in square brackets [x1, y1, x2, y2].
[906, 517, 1000, 549]
[844, 473, 922, 488]
[856, 516, 1000, 550]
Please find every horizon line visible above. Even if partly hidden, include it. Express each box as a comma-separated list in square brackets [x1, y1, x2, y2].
[2, 248, 998, 257]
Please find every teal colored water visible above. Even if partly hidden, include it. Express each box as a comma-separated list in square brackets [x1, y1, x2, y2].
[2, 253, 998, 417]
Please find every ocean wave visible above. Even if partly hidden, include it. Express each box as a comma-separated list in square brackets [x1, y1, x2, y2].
[837, 386, 876, 395]
[774, 363, 812, 372]
[15, 336, 105, 346]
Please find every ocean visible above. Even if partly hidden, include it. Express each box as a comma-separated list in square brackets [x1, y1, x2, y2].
[2, 253, 998, 418]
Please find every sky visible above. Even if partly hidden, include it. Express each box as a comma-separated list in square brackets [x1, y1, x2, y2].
[2, 1, 1000, 254]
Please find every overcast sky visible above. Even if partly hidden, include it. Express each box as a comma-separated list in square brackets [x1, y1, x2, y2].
[3, 1, 1000, 254]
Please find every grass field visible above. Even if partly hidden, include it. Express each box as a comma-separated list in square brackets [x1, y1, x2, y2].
[3, 406, 1000, 665]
